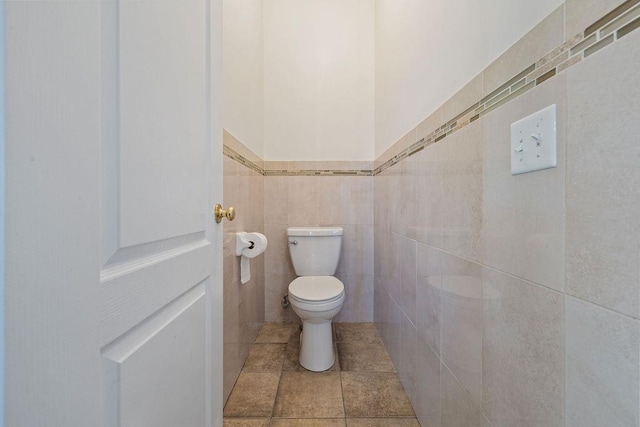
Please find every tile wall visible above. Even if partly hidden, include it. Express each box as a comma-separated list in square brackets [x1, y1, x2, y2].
[223, 135, 376, 402]
[223, 131, 266, 402]
[374, 2, 640, 426]
[263, 163, 374, 323]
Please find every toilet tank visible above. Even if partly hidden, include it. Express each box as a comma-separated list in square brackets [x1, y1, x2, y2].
[287, 227, 343, 276]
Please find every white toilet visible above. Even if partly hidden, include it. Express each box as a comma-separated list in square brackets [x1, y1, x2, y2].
[287, 226, 345, 372]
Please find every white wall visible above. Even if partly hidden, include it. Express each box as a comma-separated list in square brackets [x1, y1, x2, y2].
[223, 0, 264, 157]
[374, 0, 564, 157]
[263, 0, 374, 161]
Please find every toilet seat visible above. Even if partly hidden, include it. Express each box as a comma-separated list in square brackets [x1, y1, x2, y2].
[288, 276, 344, 303]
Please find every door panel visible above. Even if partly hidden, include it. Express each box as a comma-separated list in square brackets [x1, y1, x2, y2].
[99, 0, 215, 425]
[103, 284, 207, 427]
[118, 0, 207, 247]
[99, 241, 211, 345]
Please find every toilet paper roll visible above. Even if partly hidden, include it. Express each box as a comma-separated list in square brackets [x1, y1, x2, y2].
[238, 232, 268, 284]
[240, 256, 251, 284]
[239, 232, 268, 258]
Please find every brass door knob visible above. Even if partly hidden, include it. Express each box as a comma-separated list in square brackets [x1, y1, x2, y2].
[214, 204, 236, 223]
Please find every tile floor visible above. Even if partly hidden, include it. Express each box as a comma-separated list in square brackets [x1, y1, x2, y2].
[224, 323, 419, 427]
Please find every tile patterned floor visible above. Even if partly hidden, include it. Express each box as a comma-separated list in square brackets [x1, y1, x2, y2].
[224, 323, 419, 427]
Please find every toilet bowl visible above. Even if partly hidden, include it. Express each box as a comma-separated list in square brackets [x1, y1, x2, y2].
[288, 276, 345, 371]
[287, 227, 345, 372]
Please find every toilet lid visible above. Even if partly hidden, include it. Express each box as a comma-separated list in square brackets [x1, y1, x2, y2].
[288, 276, 344, 302]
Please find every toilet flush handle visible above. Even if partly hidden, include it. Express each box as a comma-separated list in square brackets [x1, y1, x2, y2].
[289, 240, 298, 245]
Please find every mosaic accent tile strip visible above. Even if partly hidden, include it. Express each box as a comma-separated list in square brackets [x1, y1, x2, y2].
[264, 169, 373, 177]
[374, 0, 640, 176]
[223, 144, 265, 175]
[223, 146, 373, 177]
[585, 0, 640, 36]
[222, 144, 264, 175]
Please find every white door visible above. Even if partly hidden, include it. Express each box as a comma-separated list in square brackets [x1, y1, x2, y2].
[5, 1, 224, 426]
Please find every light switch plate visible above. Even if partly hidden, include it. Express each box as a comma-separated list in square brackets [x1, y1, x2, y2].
[511, 104, 557, 175]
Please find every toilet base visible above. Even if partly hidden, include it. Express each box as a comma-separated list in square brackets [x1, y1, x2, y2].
[299, 321, 334, 372]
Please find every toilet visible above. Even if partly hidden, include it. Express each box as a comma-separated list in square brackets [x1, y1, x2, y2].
[287, 226, 345, 372]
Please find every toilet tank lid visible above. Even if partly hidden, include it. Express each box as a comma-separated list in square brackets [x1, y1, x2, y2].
[287, 227, 343, 237]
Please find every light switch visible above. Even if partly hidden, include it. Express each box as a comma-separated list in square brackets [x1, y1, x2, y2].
[510, 104, 557, 175]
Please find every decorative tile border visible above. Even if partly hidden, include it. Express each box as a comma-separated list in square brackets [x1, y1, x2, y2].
[264, 169, 373, 177]
[223, 144, 265, 175]
[374, 0, 640, 176]
[224, 145, 374, 176]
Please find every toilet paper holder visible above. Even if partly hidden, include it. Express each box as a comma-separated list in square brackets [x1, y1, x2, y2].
[236, 232, 261, 256]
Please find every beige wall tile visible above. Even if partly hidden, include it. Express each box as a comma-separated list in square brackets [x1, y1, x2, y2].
[264, 160, 289, 171]
[346, 225, 373, 277]
[265, 272, 298, 323]
[441, 253, 482, 409]
[443, 73, 483, 124]
[376, 127, 417, 166]
[396, 127, 419, 156]
[416, 107, 443, 143]
[566, 30, 640, 318]
[224, 155, 238, 177]
[374, 4, 640, 426]
[349, 177, 374, 225]
[414, 338, 442, 427]
[566, 296, 640, 427]
[375, 227, 390, 292]
[399, 237, 417, 326]
[416, 244, 442, 356]
[482, 74, 567, 292]
[439, 122, 483, 262]
[441, 365, 482, 427]
[482, 269, 564, 426]
[248, 172, 264, 226]
[566, 0, 628, 37]
[289, 161, 320, 171]
[316, 177, 350, 226]
[373, 226, 385, 280]
[265, 224, 292, 276]
[414, 148, 443, 247]
[373, 279, 387, 338]
[387, 164, 404, 237]
[335, 274, 374, 323]
[227, 175, 250, 232]
[264, 176, 288, 226]
[224, 129, 264, 168]
[385, 290, 403, 369]
[399, 314, 417, 404]
[481, 413, 493, 427]
[335, 224, 350, 276]
[386, 232, 403, 305]
[223, 152, 265, 403]
[287, 176, 320, 226]
[223, 303, 240, 403]
[399, 156, 418, 240]
[483, 6, 564, 97]
[373, 173, 389, 232]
